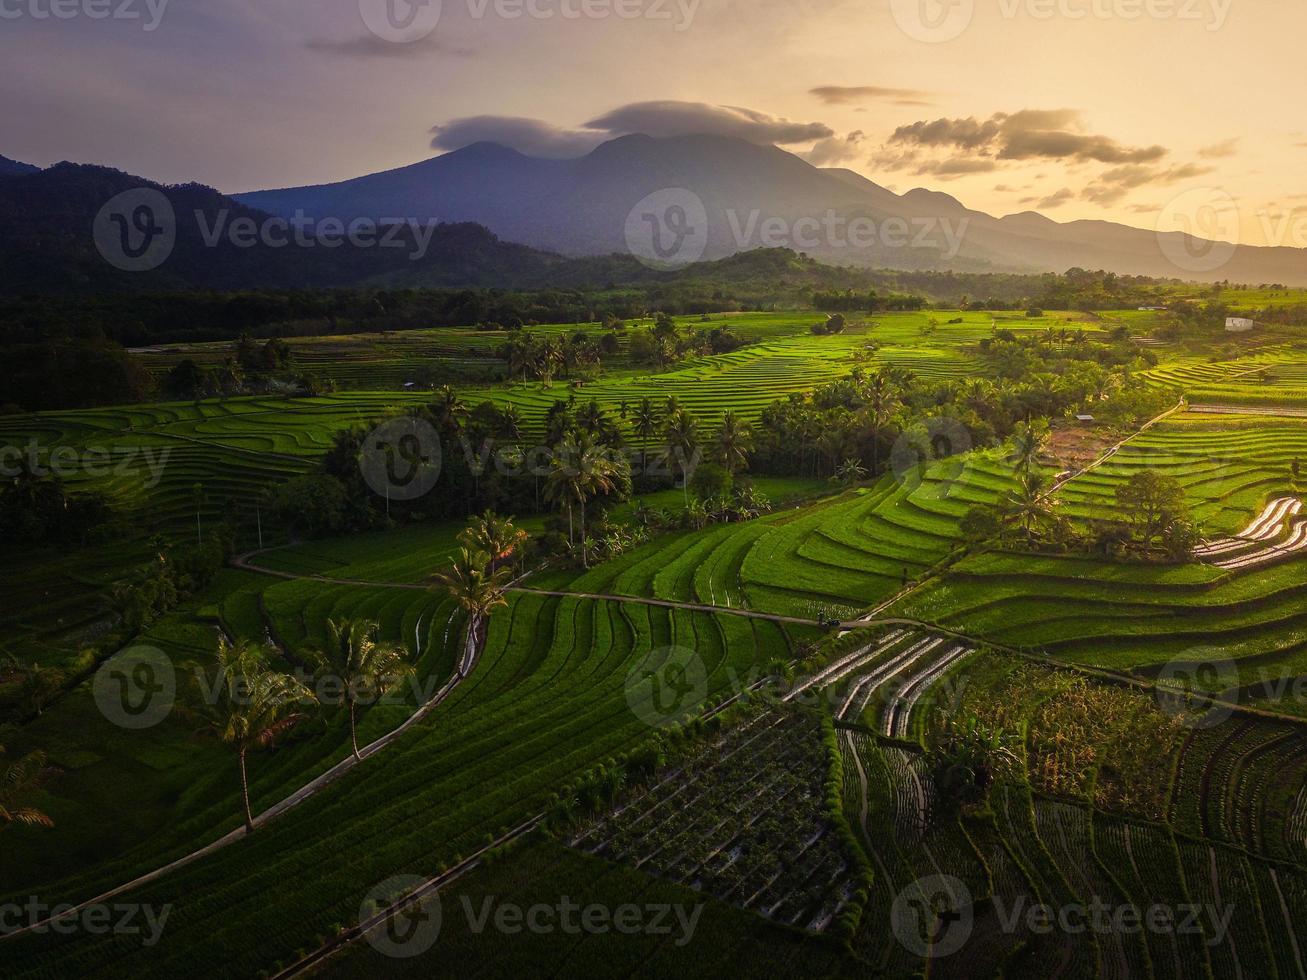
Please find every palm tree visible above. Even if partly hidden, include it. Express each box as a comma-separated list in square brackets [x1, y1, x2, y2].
[433, 549, 513, 651]
[861, 371, 899, 475]
[632, 398, 662, 473]
[0, 746, 53, 830]
[190, 637, 316, 834]
[431, 385, 465, 433]
[716, 411, 753, 475]
[834, 457, 868, 485]
[1007, 419, 1049, 476]
[459, 511, 528, 574]
[312, 619, 414, 761]
[1006, 471, 1053, 541]
[543, 438, 620, 566]
[664, 408, 701, 506]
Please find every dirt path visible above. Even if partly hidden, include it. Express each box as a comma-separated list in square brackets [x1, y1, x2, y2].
[230, 552, 838, 628]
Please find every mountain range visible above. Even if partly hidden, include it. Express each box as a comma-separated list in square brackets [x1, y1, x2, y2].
[4, 136, 1305, 292]
[236, 134, 1307, 285]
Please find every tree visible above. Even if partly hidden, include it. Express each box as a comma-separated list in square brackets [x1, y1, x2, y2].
[664, 408, 701, 506]
[190, 637, 316, 834]
[0, 746, 53, 830]
[1006, 419, 1049, 476]
[312, 619, 414, 761]
[543, 437, 622, 566]
[1005, 471, 1053, 542]
[1116, 471, 1186, 550]
[927, 711, 1020, 808]
[459, 511, 528, 574]
[631, 398, 662, 474]
[716, 411, 754, 475]
[12, 660, 65, 718]
[860, 371, 899, 475]
[834, 457, 868, 485]
[433, 548, 512, 625]
[960, 506, 1001, 545]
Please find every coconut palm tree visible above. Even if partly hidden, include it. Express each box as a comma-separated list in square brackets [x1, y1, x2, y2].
[1006, 471, 1053, 541]
[0, 746, 53, 830]
[716, 411, 754, 475]
[190, 637, 316, 834]
[664, 408, 700, 506]
[433, 548, 512, 642]
[1007, 419, 1050, 476]
[543, 438, 620, 566]
[632, 398, 662, 473]
[459, 511, 528, 574]
[431, 385, 465, 434]
[312, 619, 414, 761]
[861, 371, 899, 475]
[834, 457, 868, 485]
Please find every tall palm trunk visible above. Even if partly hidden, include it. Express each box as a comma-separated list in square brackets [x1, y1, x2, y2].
[349, 700, 361, 761]
[239, 747, 254, 834]
[580, 496, 589, 568]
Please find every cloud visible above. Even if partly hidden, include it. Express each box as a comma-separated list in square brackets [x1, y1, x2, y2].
[583, 101, 833, 145]
[431, 100, 838, 158]
[305, 35, 475, 59]
[800, 131, 865, 166]
[887, 108, 1166, 164]
[1081, 162, 1214, 205]
[430, 116, 604, 158]
[1034, 188, 1074, 209]
[1198, 138, 1239, 159]
[809, 85, 936, 106]
[918, 157, 996, 176]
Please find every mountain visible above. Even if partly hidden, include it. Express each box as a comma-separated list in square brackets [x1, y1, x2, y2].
[0, 154, 39, 178]
[0, 162, 581, 295]
[0, 160, 889, 298]
[238, 134, 1307, 285]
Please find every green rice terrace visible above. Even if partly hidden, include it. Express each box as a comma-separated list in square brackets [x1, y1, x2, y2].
[7, 307, 1307, 978]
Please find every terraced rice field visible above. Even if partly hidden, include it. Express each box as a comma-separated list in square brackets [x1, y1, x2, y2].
[4, 589, 815, 977]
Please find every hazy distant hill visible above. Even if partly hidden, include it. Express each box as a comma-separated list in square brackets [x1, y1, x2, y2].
[0, 154, 39, 178]
[238, 133, 1307, 286]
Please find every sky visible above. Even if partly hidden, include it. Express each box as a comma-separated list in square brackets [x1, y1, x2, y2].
[3, 0, 1305, 246]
